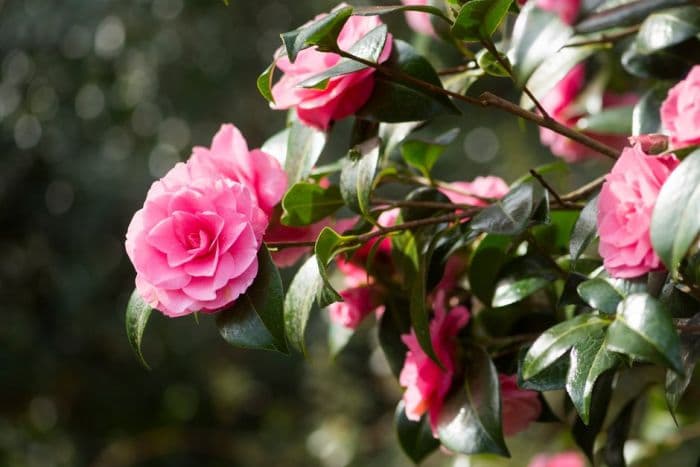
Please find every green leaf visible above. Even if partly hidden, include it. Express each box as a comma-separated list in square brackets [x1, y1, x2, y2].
[395, 401, 440, 464]
[400, 128, 459, 178]
[470, 181, 547, 235]
[492, 277, 550, 308]
[378, 301, 410, 379]
[451, 0, 513, 42]
[476, 47, 510, 77]
[340, 136, 380, 217]
[437, 344, 509, 457]
[284, 255, 324, 353]
[577, 278, 623, 315]
[357, 40, 460, 122]
[468, 234, 511, 305]
[569, 194, 599, 265]
[257, 62, 276, 103]
[216, 247, 287, 352]
[281, 183, 344, 226]
[575, 0, 692, 33]
[314, 227, 349, 307]
[400, 186, 452, 222]
[353, 5, 450, 24]
[281, 5, 353, 63]
[522, 313, 610, 380]
[636, 6, 700, 54]
[606, 293, 683, 374]
[651, 149, 700, 275]
[572, 371, 613, 463]
[285, 121, 327, 184]
[510, 2, 573, 87]
[125, 289, 153, 369]
[517, 347, 568, 391]
[576, 105, 634, 135]
[299, 24, 389, 88]
[566, 331, 621, 424]
[632, 84, 670, 136]
[622, 39, 700, 80]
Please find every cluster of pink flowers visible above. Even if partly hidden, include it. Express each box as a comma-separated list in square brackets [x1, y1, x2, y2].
[125, 124, 288, 317]
[271, 10, 392, 130]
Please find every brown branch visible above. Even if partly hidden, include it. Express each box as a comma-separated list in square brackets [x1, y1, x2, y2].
[372, 197, 476, 211]
[562, 26, 640, 48]
[529, 169, 573, 208]
[437, 63, 472, 75]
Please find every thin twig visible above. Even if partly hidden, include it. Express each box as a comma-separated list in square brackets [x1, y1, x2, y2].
[529, 169, 570, 208]
[437, 63, 472, 75]
[562, 26, 640, 48]
[372, 197, 475, 211]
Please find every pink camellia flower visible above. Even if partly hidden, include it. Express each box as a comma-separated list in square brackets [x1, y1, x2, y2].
[400, 305, 470, 434]
[536, 0, 581, 24]
[440, 175, 509, 207]
[539, 64, 637, 162]
[401, 0, 436, 36]
[660, 65, 700, 148]
[529, 452, 586, 467]
[598, 144, 679, 278]
[189, 124, 287, 216]
[125, 163, 268, 317]
[271, 9, 393, 130]
[328, 286, 381, 329]
[499, 374, 542, 436]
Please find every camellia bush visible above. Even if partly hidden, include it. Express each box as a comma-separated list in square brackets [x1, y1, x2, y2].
[123, 0, 700, 465]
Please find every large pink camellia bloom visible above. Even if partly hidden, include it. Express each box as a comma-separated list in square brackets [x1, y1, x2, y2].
[499, 374, 541, 436]
[440, 175, 509, 207]
[661, 65, 700, 148]
[189, 124, 287, 216]
[401, 0, 436, 36]
[598, 144, 679, 278]
[125, 163, 268, 317]
[400, 305, 470, 434]
[271, 10, 393, 130]
[529, 452, 586, 467]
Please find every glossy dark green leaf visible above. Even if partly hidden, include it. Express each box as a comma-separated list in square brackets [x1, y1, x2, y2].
[569, 194, 599, 265]
[566, 331, 621, 424]
[400, 128, 459, 178]
[575, 0, 691, 33]
[379, 301, 410, 379]
[340, 136, 380, 217]
[532, 210, 579, 256]
[522, 313, 610, 380]
[125, 289, 153, 369]
[314, 227, 347, 307]
[257, 62, 275, 103]
[606, 293, 683, 374]
[666, 315, 700, 412]
[451, 0, 513, 42]
[437, 344, 510, 457]
[281, 6, 353, 62]
[635, 6, 700, 54]
[217, 247, 287, 352]
[651, 149, 700, 275]
[281, 183, 344, 226]
[357, 40, 459, 122]
[470, 182, 547, 235]
[510, 2, 573, 87]
[572, 371, 613, 463]
[400, 186, 452, 223]
[408, 233, 440, 365]
[492, 277, 550, 308]
[476, 47, 510, 77]
[285, 121, 327, 184]
[577, 278, 623, 314]
[632, 84, 670, 135]
[622, 38, 700, 80]
[395, 401, 440, 464]
[299, 24, 389, 88]
[468, 234, 511, 305]
[284, 255, 324, 353]
[576, 105, 634, 135]
[517, 347, 568, 391]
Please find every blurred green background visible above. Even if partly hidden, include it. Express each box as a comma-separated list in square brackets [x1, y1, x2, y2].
[4, 0, 677, 466]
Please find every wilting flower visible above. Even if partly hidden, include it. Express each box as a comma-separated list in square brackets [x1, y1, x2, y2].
[271, 8, 393, 130]
[400, 305, 470, 434]
[500, 374, 542, 436]
[125, 163, 268, 317]
[661, 65, 700, 148]
[598, 144, 679, 278]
